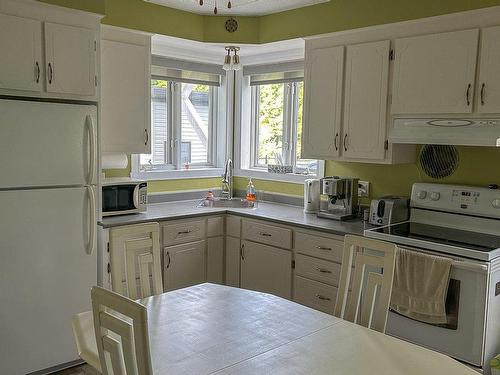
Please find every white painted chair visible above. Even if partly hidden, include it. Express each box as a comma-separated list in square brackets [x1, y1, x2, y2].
[110, 222, 163, 299]
[91, 286, 153, 375]
[334, 234, 397, 333]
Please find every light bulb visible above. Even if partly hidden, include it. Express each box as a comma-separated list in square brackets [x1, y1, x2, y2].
[222, 53, 232, 71]
[232, 54, 242, 70]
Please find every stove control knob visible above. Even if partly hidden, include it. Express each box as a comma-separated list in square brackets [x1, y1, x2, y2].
[417, 190, 427, 199]
[430, 192, 441, 201]
[492, 199, 500, 209]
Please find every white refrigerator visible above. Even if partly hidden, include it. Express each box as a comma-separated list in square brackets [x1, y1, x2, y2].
[0, 99, 98, 374]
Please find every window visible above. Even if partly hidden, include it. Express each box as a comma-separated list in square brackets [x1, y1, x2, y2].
[140, 80, 218, 172]
[250, 80, 318, 175]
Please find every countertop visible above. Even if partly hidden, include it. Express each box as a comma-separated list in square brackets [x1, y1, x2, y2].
[100, 200, 374, 236]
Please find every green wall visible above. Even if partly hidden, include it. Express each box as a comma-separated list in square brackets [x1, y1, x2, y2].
[41, 0, 500, 199]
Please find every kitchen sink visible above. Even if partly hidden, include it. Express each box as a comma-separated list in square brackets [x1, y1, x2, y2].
[197, 198, 256, 209]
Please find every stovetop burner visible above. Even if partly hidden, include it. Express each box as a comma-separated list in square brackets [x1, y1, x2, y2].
[372, 222, 500, 253]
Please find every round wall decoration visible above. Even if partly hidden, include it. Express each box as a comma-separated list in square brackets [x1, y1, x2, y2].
[419, 144, 459, 179]
[225, 17, 238, 33]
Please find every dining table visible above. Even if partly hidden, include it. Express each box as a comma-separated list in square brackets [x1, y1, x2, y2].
[73, 283, 478, 374]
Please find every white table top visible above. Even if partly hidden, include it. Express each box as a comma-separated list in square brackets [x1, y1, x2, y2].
[76, 283, 477, 374]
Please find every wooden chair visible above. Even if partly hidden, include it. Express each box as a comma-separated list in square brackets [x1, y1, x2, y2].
[110, 222, 162, 299]
[91, 286, 153, 375]
[334, 234, 397, 333]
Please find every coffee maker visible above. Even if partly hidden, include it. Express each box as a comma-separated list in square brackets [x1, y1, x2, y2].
[318, 176, 359, 220]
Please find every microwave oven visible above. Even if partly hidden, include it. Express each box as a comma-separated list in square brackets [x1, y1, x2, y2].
[102, 178, 147, 216]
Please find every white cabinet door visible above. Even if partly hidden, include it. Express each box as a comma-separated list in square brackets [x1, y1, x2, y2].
[164, 240, 205, 291]
[44, 22, 96, 97]
[207, 237, 224, 284]
[477, 26, 500, 113]
[343, 40, 390, 160]
[392, 29, 479, 114]
[0, 14, 42, 92]
[225, 236, 241, 287]
[240, 241, 292, 299]
[101, 39, 151, 153]
[302, 46, 344, 159]
[0, 100, 97, 188]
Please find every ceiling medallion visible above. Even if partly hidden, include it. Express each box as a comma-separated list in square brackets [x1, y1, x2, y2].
[199, 0, 232, 15]
[225, 17, 238, 33]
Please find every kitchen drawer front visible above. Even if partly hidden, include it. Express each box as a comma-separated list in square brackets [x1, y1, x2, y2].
[295, 231, 344, 262]
[162, 219, 206, 246]
[207, 216, 224, 237]
[295, 253, 341, 286]
[293, 276, 337, 314]
[226, 215, 241, 238]
[242, 220, 292, 249]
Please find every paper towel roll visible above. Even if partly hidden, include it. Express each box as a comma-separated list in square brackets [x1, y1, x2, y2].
[102, 153, 128, 169]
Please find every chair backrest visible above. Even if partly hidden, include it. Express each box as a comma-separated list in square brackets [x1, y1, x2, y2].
[334, 234, 397, 333]
[91, 286, 153, 375]
[110, 222, 162, 299]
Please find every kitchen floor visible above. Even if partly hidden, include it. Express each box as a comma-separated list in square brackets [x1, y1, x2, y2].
[53, 364, 99, 375]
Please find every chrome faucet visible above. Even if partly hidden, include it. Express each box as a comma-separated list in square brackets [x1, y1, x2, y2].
[221, 158, 233, 200]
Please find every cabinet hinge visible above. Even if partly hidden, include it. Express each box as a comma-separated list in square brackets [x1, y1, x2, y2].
[107, 263, 111, 274]
[389, 49, 394, 61]
[291, 260, 296, 269]
[384, 140, 389, 150]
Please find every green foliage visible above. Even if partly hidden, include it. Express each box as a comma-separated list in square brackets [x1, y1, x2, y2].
[258, 83, 284, 163]
[151, 79, 168, 88]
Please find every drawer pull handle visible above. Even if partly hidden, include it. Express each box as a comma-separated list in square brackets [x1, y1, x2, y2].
[259, 232, 272, 237]
[315, 245, 332, 251]
[316, 267, 332, 274]
[178, 230, 192, 234]
[315, 294, 331, 301]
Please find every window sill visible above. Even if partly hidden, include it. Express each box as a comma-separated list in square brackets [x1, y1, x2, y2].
[234, 167, 323, 184]
[131, 168, 224, 181]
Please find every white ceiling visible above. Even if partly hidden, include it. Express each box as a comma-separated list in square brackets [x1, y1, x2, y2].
[145, 0, 330, 16]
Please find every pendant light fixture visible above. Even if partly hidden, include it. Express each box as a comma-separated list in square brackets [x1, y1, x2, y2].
[222, 46, 241, 71]
[198, 0, 233, 14]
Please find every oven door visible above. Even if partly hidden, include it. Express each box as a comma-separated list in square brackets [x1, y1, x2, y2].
[386, 259, 488, 366]
[102, 184, 140, 216]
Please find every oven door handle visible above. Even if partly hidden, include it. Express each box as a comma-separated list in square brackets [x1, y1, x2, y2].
[450, 260, 488, 272]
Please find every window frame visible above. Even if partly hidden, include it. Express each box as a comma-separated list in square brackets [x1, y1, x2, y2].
[132, 76, 224, 180]
[248, 79, 321, 177]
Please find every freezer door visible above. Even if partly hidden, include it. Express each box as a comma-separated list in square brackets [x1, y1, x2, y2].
[0, 187, 97, 374]
[0, 99, 97, 188]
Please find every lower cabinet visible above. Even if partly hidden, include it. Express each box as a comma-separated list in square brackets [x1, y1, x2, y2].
[164, 240, 206, 291]
[240, 240, 292, 299]
[207, 236, 224, 284]
[293, 276, 337, 314]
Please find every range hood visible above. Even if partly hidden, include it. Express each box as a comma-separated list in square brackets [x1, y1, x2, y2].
[389, 118, 500, 147]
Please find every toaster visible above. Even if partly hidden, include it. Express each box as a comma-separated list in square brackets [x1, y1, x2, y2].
[369, 196, 409, 226]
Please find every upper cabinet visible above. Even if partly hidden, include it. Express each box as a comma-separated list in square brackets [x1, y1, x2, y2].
[477, 26, 500, 114]
[343, 40, 390, 161]
[302, 46, 344, 160]
[0, 14, 42, 93]
[44, 23, 97, 97]
[391, 29, 479, 114]
[0, 3, 101, 100]
[101, 27, 151, 154]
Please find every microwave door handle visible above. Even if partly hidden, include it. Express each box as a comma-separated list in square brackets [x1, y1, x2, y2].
[86, 115, 96, 185]
[86, 186, 96, 255]
[307, 182, 312, 203]
[133, 185, 140, 209]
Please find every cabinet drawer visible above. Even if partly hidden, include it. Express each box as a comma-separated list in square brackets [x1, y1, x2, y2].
[295, 253, 341, 286]
[293, 275, 337, 314]
[162, 219, 206, 246]
[242, 220, 292, 249]
[295, 231, 344, 262]
[226, 215, 241, 237]
[207, 216, 224, 237]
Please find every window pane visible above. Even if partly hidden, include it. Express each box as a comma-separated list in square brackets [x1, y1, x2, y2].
[256, 83, 285, 166]
[295, 81, 317, 174]
[181, 83, 211, 166]
[141, 79, 169, 169]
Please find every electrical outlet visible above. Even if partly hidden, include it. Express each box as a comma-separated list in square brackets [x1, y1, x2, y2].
[358, 181, 370, 198]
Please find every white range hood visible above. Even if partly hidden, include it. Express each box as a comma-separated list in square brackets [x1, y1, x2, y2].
[389, 118, 500, 147]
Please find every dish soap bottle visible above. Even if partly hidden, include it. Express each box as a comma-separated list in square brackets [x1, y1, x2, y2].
[245, 178, 257, 202]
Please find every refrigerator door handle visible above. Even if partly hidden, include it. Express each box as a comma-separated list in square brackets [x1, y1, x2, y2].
[86, 185, 96, 255]
[86, 115, 96, 185]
